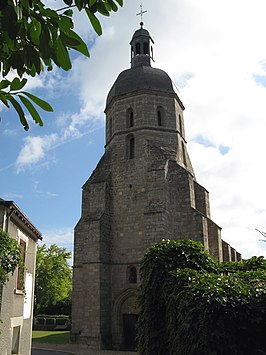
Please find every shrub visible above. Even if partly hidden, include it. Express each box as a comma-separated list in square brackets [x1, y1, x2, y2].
[137, 240, 266, 355]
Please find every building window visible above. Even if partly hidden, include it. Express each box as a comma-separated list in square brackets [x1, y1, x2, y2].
[136, 42, 141, 55]
[157, 106, 164, 126]
[17, 239, 26, 291]
[179, 114, 184, 136]
[127, 134, 135, 160]
[127, 108, 134, 128]
[11, 326, 21, 354]
[128, 266, 137, 284]
[182, 141, 187, 167]
[110, 116, 113, 137]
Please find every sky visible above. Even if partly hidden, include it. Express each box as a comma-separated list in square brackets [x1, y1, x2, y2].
[1, 0, 266, 261]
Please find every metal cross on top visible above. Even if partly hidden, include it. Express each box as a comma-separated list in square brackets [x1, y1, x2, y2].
[136, 3, 147, 24]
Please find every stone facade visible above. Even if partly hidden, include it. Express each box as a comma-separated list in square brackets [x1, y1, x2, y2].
[0, 199, 42, 355]
[72, 25, 241, 351]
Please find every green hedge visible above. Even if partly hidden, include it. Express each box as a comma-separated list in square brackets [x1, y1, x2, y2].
[137, 240, 266, 355]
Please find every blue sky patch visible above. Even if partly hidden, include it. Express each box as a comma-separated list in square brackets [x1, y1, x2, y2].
[175, 72, 194, 89]
[194, 135, 230, 155]
[194, 135, 215, 148]
[219, 145, 230, 155]
[253, 74, 266, 87]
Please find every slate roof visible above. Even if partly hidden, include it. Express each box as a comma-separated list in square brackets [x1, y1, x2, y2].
[106, 65, 176, 109]
[0, 198, 42, 240]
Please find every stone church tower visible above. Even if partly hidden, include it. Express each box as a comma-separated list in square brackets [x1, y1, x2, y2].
[71, 23, 241, 351]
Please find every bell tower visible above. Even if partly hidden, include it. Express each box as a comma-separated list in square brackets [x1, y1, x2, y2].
[71, 23, 241, 352]
[130, 21, 154, 68]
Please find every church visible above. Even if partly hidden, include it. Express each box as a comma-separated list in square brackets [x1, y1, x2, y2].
[71, 22, 241, 351]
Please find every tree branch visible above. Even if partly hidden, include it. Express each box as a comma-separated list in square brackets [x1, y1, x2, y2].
[56, 5, 76, 12]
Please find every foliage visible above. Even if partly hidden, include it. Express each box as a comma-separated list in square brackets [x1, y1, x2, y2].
[137, 239, 266, 355]
[39, 298, 72, 316]
[35, 244, 72, 315]
[0, 0, 123, 130]
[0, 228, 21, 286]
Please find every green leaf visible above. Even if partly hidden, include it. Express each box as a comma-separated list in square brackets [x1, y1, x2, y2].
[60, 30, 90, 57]
[18, 95, 44, 127]
[115, 0, 123, 6]
[28, 18, 42, 45]
[0, 80, 11, 90]
[63, 9, 73, 16]
[59, 15, 74, 31]
[75, 0, 85, 11]
[10, 78, 27, 91]
[0, 95, 10, 108]
[63, 0, 73, 5]
[107, 0, 118, 12]
[89, 0, 97, 6]
[97, 2, 111, 16]
[8, 95, 29, 131]
[85, 8, 102, 36]
[60, 32, 81, 47]
[53, 36, 72, 70]
[20, 92, 53, 112]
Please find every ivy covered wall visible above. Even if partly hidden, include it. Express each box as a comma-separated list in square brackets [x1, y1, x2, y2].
[137, 240, 266, 355]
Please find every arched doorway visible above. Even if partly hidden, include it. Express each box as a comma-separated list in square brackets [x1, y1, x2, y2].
[121, 296, 138, 351]
[112, 289, 139, 351]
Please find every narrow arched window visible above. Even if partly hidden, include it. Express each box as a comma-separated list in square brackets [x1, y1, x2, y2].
[136, 42, 141, 55]
[182, 141, 187, 166]
[157, 110, 162, 126]
[126, 134, 135, 160]
[179, 114, 184, 136]
[127, 108, 134, 128]
[143, 42, 149, 55]
[157, 106, 164, 126]
[128, 266, 137, 284]
[129, 137, 135, 159]
[110, 116, 113, 137]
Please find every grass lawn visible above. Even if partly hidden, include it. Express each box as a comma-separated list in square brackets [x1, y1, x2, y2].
[32, 330, 70, 344]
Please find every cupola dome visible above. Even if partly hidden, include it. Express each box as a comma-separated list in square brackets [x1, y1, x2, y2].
[105, 24, 176, 109]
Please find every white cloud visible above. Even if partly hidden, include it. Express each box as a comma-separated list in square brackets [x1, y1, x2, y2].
[14, 109, 103, 172]
[2, 192, 24, 200]
[33, 181, 58, 198]
[15, 134, 58, 172]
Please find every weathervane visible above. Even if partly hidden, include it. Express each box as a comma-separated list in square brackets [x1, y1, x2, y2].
[136, 2, 147, 26]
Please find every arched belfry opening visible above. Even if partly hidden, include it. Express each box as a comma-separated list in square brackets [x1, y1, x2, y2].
[136, 42, 141, 55]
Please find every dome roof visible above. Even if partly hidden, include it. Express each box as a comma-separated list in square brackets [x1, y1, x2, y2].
[106, 65, 175, 108]
[130, 27, 151, 42]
